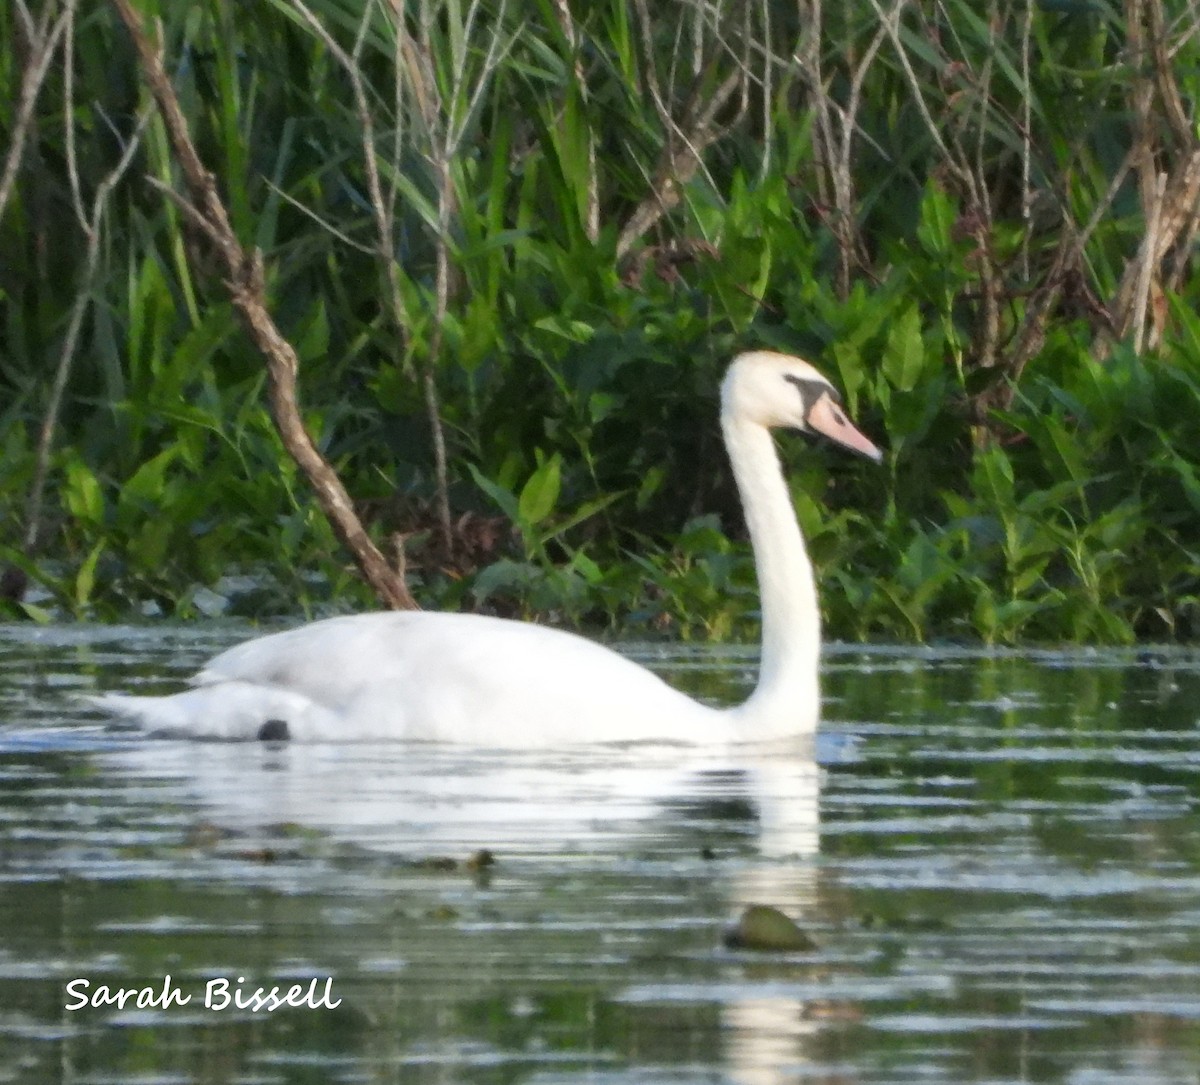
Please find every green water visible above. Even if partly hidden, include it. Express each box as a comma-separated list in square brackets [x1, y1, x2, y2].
[2, 625, 1200, 1083]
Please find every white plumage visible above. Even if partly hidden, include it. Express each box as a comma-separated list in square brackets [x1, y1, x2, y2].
[89, 351, 881, 745]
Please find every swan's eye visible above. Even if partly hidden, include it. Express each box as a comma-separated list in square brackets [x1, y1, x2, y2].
[782, 375, 848, 431]
[783, 374, 831, 417]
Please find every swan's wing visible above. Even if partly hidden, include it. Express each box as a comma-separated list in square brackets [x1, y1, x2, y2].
[192, 613, 423, 693]
[191, 611, 716, 744]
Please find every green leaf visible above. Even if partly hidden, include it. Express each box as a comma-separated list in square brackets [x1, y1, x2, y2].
[533, 315, 595, 343]
[1034, 414, 1088, 488]
[295, 299, 330, 363]
[518, 454, 562, 526]
[64, 460, 105, 526]
[636, 465, 667, 510]
[122, 448, 178, 507]
[74, 540, 105, 610]
[976, 447, 1016, 506]
[18, 602, 52, 624]
[1164, 448, 1200, 515]
[468, 464, 520, 524]
[831, 341, 868, 413]
[882, 304, 926, 392]
[472, 559, 541, 605]
[916, 181, 957, 257]
[538, 489, 625, 546]
[568, 550, 604, 585]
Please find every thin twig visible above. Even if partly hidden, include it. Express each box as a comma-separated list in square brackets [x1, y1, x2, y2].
[1019, 0, 1033, 281]
[867, 0, 971, 191]
[971, 6, 999, 372]
[25, 107, 151, 552]
[757, 0, 772, 180]
[422, 0, 517, 555]
[260, 178, 377, 255]
[290, 0, 399, 287]
[0, 0, 77, 224]
[1131, 171, 1166, 353]
[826, 15, 889, 295]
[616, 65, 744, 258]
[143, 175, 229, 249]
[796, 0, 833, 211]
[62, 5, 87, 234]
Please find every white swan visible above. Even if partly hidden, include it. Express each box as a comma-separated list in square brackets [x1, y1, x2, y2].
[89, 351, 881, 744]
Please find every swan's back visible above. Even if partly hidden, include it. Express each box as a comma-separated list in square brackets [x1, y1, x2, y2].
[102, 612, 721, 744]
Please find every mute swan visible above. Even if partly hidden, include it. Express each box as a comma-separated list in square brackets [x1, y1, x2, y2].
[89, 351, 881, 744]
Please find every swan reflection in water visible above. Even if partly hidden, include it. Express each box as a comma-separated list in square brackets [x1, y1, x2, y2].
[105, 733, 835, 1084]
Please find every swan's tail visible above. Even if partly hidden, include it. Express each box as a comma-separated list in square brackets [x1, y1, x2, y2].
[82, 692, 203, 735]
[82, 683, 334, 741]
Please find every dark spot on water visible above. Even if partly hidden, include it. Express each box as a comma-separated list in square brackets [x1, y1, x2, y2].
[411, 856, 459, 872]
[465, 849, 496, 872]
[257, 719, 290, 741]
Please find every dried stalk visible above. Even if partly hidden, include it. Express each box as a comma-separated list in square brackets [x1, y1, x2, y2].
[1018, 0, 1033, 281]
[288, 0, 515, 560]
[24, 92, 151, 554]
[288, 0, 459, 558]
[796, 0, 831, 211]
[616, 67, 745, 259]
[756, 0, 773, 180]
[1131, 171, 1167, 355]
[867, 0, 971, 192]
[970, 6, 1000, 373]
[111, 0, 417, 610]
[616, 0, 748, 259]
[809, 6, 891, 298]
[407, 0, 516, 557]
[0, 0, 76, 224]
[1107, 0, 1200, 350]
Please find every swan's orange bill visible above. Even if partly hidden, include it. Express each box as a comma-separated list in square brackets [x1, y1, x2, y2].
[807, 393, 884, 463]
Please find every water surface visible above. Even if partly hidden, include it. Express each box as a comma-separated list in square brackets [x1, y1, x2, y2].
[1, 624, 1199, 1083]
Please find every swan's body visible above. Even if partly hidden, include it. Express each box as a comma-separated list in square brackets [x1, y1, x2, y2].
[89, 352, 881, 745]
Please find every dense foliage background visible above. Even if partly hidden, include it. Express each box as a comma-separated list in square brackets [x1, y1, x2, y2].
[3, 0, 1200, 643]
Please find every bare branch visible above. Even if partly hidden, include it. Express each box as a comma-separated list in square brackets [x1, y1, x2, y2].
[1019, 0, 1034, 280]
[826, 15, 890, 296]
[143, 175, 229, 250]
[111, 0, 418, 610]
[616, 64, 744, 259]
[62, 4, 87, 234]
[1103, 0, 1200, 352]
[0, 0, 77, 223]
[25, 107, 151, 553]
[1131, 171, 1166, 354]
[1145, 0, 1192, 146]
[866, 0, 972, 191]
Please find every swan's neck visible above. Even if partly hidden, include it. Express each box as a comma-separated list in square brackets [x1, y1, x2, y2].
[722, 414, 820, 733]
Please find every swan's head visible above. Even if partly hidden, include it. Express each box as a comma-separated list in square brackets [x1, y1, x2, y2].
[722, 351, 883, 463]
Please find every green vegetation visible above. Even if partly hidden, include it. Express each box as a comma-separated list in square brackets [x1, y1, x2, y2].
[3, 0, 1200, 643]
